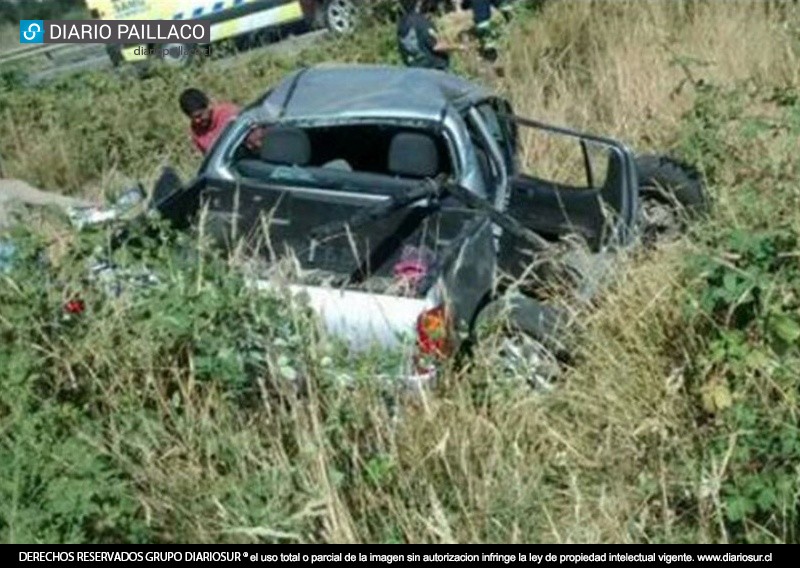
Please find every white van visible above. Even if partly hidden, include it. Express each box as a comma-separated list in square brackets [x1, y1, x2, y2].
[84, 0, 359, 65]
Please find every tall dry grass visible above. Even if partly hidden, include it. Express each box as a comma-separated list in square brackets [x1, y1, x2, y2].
[499, 0, 799, 144]
[460, 0, 800, 543]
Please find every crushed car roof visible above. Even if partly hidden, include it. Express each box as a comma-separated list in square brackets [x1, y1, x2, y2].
[249, 64, 492, 123]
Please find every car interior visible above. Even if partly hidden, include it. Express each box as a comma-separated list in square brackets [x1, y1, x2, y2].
[508, 150, 628, 248]
[463, 105, 630, 253]
[202, 125, 478, 289]
[233, 124, 454, 195]
[206, 121, 630, 289]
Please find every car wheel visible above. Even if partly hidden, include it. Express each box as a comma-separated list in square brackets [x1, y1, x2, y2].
[105, 44, 124, 67]
[323, 0, 359, 35]
[635, 154, 709, 244]
[472, 295, 570, 391]
[157, 43, 194, 67]
[496, 332, 561, 391]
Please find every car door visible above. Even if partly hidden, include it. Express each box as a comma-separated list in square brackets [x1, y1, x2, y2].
[473, 99, 638, 278]
[199, 178, 296, 263]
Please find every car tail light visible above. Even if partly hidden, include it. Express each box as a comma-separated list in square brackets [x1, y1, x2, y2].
[416, 305, 451, 358]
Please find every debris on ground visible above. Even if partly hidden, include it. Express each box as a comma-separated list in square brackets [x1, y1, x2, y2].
[0, 177, 147, 273]
[0, 178, 91, 231]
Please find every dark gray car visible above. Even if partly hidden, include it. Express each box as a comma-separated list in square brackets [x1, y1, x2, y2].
[152, 64, 706, 388]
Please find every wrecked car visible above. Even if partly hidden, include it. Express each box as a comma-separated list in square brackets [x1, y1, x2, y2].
[142, 64, 707, 388]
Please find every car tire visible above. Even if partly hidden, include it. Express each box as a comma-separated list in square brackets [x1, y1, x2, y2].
[105, 44, 124, 67]
[472, 295, 571, 391]
[156, 43, 195, 67]
[635, 154, 709, 243]
[322, 0, 359, 35]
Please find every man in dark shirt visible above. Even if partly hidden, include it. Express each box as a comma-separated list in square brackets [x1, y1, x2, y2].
[397, 0, 464, 71]
[464, 0, 515, 61]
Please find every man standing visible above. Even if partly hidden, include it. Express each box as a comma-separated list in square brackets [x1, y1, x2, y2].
[397, 0, 464, 71]
[467, 0, 515, 61]
[179, 88, 240, 155]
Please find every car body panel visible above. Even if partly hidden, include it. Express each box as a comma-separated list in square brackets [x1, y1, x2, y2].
[255, 65, 492, 121]
[155, 65, 642, 380]
[250, 279, 438, 351]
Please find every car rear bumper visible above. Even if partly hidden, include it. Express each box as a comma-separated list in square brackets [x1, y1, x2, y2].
[251, 278, 437, 350]
[250, 278, 447, 389]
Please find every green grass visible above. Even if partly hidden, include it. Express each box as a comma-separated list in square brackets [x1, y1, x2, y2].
[0, 23, 17, 51]
[1, 0, 800, 543]
[0, 20, 404, 197]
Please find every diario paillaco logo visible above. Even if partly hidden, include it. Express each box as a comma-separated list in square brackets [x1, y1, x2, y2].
[20, 20, 45, 43]
[17, 20, 210, 44]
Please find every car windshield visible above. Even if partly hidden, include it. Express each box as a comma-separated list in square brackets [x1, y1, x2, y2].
[229, 122, 454, 193]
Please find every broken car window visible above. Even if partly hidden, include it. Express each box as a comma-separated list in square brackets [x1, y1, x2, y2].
[231, 123, 454, 190]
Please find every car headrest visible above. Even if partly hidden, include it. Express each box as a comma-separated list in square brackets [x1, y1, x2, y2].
[260, 126, 311, 166]
[388, 132, 440, 178]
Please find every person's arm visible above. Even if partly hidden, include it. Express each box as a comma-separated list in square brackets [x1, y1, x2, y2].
[425, 22, 467, 54]
[244, 126, 266, 152]
[434, 37, 468, 52]
[191, 132, 205, 154]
